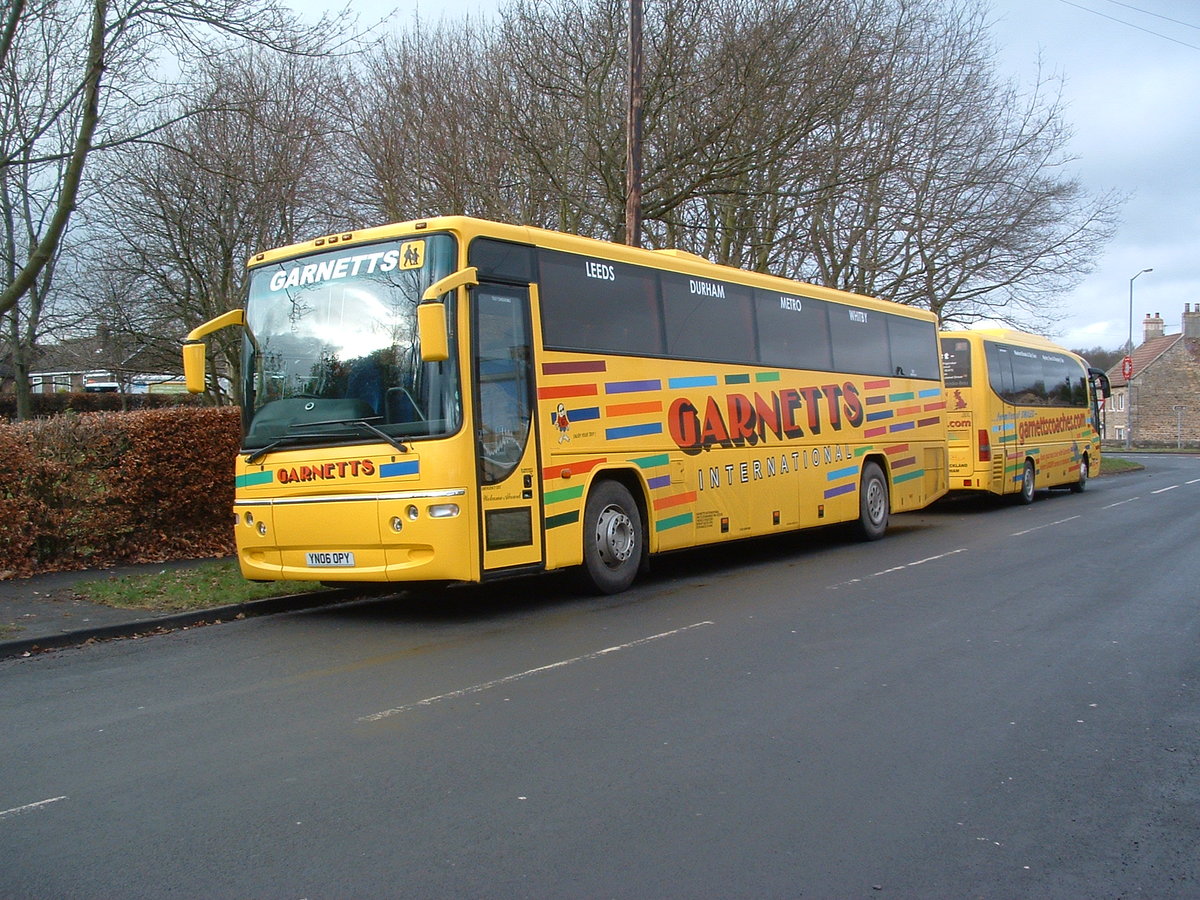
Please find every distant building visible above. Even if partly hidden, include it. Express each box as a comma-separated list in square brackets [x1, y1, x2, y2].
[14, 327, 184, 396]
[1105, 304, 1200, 447]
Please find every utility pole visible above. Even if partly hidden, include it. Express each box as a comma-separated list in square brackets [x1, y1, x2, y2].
[625, 0, 643, 247]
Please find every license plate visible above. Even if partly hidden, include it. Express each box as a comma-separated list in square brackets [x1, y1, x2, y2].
[306, 551, 355, 567]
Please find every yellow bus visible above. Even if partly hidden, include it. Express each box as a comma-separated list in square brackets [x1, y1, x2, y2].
[939, 330, 1110, 503]
[184, 216, 948, 594]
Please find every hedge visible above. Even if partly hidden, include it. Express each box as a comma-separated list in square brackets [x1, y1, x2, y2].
[0, 407, 240, 578]
[0, 391, 204, 422]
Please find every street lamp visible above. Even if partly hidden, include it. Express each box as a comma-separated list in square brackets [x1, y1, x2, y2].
[1126, 267, 1153, 449]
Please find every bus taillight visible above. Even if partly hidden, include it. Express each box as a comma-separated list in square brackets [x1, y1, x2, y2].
[978, 429, 991, 462]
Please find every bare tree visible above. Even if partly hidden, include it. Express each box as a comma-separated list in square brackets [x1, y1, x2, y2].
[79, 48, 344, 404]
[0, 0, 352, 417]
[308, 0, 1121, 333]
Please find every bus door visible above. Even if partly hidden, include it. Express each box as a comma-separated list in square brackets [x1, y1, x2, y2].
[472, 284, 544, 574]
[985, 341, 1019, 492]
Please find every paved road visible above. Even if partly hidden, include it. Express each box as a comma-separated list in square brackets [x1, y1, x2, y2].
[2, 455, 1197, 898]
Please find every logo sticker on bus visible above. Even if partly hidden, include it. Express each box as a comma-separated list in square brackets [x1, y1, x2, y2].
[400, 240, 425, 269]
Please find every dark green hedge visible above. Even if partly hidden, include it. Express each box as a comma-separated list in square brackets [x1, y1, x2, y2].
[0, 391, 205, 422]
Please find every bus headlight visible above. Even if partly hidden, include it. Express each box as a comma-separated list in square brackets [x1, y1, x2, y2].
[428, 504, 460, 518]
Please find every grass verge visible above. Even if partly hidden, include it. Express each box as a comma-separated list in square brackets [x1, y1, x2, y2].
[71, 560, 320, 613]
[1098, 456, 1144, 476]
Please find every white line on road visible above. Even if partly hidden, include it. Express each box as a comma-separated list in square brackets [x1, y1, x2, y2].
[1187, 479, 1200, 486]
[0, 797, 67, 820]
[1152, 484, 1181, 494]
[1011, 515, 1081, 537]
[828, 548, 968, 589]
[358, 621, 715, 723]
[1102, 497, 1139, 509]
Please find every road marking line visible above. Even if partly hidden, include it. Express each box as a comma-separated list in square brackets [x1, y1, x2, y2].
[358, 621, 714, 722]
[0, 797, 67, 820]
[829, 548, 967, 589]
[1152, 484, 1181, 494]
[1102, 497, 1139, 509]
[1011, 515, 1080, 537]
[1187, 478, 1200, 485]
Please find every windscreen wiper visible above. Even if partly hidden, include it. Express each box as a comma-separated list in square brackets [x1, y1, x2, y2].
[290, 417, 409, 455]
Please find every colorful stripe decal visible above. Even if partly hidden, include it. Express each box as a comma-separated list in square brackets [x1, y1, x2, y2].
[632, 454, 670, 468]
[654, 491, 697, 510]
[606, 422, 663, 440]
[546, 510, 580, 530]
[656, 512, 694, 532]
[823, 483, 856, 499]
[544, 484, 585, 505]
[538, 383, 598, 400]
[543, 360, 606, 375]
[605, 379, 662, 394]
[541, 457, 607, 480]
[669, 375, 719, 389]
[606, 400, 663, 417]
[236, 470, 274, 488]
[380, 460, 420, 478]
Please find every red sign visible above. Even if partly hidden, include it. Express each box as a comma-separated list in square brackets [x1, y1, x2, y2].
[1121, 356, 1133, 379]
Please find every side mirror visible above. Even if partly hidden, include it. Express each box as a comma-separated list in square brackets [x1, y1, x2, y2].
[181, 309, 246, 393]
[417, 267, 478, 364]
[183, 342, 207, 393]
[417, 303, 449, 363]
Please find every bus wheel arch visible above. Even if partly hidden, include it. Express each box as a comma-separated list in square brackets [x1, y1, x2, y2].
[855, 457, 890, 541]
[578, 474, 648, 595]
[1018, 458, 1036, 504]
[1070, 453, 1089, 493]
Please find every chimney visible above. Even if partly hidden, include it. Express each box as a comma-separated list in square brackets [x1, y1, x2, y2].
[1143, 311, 1164, 343]
[1184, 303, 1200, 339]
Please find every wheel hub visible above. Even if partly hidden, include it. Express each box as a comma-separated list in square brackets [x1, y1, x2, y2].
[596, 505, 634, 566]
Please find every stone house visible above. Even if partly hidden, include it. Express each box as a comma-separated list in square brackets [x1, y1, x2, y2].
[1104, 304, 1200, 447]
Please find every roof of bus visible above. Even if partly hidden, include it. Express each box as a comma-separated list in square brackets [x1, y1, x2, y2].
[940, 328, 1083, 359]
[248, 215, 937, 322]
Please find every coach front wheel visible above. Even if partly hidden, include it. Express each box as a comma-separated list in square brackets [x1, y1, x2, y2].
[580, 480, 644, 595]
[1070, 455, 1089, 493]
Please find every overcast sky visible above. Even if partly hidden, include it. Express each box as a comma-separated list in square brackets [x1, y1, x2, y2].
[303, 0, 1198, 351]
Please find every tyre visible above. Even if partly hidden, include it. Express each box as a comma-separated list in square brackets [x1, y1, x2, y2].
[1018, 459, 1036, 504]
[580, 480, 644, 594]
[1069, 455, 1089, 493]
[855, 461, 889, 541]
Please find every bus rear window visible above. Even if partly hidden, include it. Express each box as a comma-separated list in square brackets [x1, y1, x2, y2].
[940, 337, 972, 388]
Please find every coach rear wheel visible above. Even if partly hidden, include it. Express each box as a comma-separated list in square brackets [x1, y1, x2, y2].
[855, 461, 889, 541]
[580, 480, 644, 595]
[1018, 459, 1036, 504]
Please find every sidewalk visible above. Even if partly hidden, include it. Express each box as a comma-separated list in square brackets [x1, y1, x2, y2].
[0, 559, 348, 659]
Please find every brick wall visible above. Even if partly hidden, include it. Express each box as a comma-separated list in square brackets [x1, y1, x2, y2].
[1129, 338, 1200, 447]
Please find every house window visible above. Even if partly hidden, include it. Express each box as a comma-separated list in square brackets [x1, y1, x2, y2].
[1114, 393, 1125, 412]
